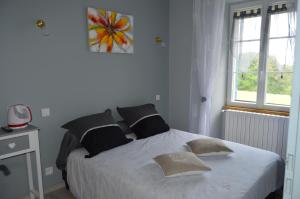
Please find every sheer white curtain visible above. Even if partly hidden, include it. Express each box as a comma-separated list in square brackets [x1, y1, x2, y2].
[232, 15, 262, 75]
[267, 8, 296, 73]
[189, 0, 226, 136]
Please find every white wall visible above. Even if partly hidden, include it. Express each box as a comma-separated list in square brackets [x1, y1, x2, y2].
[284, 0, 300, 198]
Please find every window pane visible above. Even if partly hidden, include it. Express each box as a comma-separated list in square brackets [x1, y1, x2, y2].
[269, 12, 296, 38]
[234, 72, 258, 102]
[232, 15, 261, 103]
[267, 38, 295, 73]
[233, 16, 262, 41]
[266, 33, 295, 106]
[233, 41, 260, 73]
[265, 72, 293, 106]
[232, 41, 260, 102]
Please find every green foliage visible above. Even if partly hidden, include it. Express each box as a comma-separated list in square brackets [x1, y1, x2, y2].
[237, 54, 259, 92]
[237, 54, 293, 95]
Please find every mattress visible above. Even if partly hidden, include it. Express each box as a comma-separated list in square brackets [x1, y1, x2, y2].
[67, 129, 284, 199]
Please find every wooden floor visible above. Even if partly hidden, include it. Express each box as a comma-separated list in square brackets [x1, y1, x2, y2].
[45, 188, 75, 199]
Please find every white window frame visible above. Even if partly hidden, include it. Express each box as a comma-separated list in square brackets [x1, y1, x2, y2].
[227, 0, 296, 112]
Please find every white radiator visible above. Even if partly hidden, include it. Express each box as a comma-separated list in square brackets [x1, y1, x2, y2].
[223, 110, 289, 159]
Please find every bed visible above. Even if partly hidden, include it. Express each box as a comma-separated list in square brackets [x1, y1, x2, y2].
[66, 129, 284, 199]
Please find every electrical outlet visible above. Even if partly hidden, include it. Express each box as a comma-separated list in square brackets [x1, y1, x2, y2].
[45, 167, 53, 176]
[41, 108, 50, 117]
[155, 95, 161, 101]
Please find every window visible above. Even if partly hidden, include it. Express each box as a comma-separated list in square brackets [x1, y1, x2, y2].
[228, 1, 296, 111]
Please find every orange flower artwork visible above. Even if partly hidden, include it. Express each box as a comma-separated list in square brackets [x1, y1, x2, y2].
[88, 7, 134, 53]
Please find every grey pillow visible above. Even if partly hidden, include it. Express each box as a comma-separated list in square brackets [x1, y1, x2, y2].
[117, 103, 170, 139]
[61, 109, 116, 140]
[117, 104, 158, 127]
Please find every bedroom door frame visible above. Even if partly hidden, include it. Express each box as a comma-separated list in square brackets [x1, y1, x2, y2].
[283, 0, 300, 198]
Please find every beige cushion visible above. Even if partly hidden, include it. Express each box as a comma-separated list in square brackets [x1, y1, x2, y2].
[153, 152, 211, 177]
[187, 138, 233, 156]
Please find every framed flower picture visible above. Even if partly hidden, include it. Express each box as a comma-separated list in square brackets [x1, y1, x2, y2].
[87, 7, 134, 54]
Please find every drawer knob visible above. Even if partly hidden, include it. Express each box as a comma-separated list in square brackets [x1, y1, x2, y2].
[8, 143, 16, 149]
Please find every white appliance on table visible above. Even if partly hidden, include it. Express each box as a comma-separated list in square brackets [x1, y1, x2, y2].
[7, 104, 32, 129]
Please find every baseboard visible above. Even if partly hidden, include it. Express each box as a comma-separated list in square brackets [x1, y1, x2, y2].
[18, 183, 65, 199]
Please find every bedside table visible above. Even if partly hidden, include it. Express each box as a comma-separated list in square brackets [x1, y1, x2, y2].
[0, 125, 44, 199]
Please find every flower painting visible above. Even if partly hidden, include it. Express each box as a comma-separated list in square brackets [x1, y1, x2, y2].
[87, 7, 134, 54]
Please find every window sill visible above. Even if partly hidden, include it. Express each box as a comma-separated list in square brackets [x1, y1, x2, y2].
[223, 105, 289, 117]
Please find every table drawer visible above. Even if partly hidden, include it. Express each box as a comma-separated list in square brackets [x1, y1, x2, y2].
[0, 135, 30, 156]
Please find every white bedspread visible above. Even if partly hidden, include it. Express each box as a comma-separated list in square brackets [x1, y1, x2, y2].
[67, 129, 284, 199]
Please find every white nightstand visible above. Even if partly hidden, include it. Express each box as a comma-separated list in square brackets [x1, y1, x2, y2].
[0, 125, 44, 199]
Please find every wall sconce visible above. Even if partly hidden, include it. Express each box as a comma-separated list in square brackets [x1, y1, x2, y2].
[35, 19, 49, 36]
[155, 36, 166, 47]
[155, 36, 162, 44]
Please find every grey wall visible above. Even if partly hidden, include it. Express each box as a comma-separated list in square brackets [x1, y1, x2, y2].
[169, 0, 193, 131]
[0, 0, 169, 198]
[169, 0, 236, 136]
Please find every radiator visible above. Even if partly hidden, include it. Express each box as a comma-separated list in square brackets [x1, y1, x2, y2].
[223, 110, 289, 159]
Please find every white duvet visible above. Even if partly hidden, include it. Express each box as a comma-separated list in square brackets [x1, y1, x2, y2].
[67, 129, 284, 199]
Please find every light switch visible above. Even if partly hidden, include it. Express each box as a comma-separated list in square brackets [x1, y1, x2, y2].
[41, 108, 50, 117]
[156, 95, 161, 101]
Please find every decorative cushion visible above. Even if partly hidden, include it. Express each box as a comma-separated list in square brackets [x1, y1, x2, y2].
[61, 109, 132, 158]
[81, 126, 132, 158]
[61, 109, 115, 140]
[153, 152, 211, 177]
[187, 138, 233, 156]
[117, 104, 170, 139]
